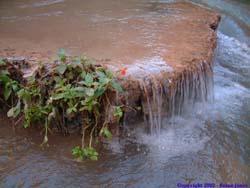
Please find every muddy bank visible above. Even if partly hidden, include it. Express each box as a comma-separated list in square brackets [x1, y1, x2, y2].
[0, 2, 220, 128]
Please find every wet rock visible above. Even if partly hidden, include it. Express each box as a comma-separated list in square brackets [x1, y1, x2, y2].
[3, 57, 29, 69]
[3, 57, 26, 64]
[0, 1, 221, 128]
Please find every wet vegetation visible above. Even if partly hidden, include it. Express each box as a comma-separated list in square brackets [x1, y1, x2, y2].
[0, 49, 124, 160]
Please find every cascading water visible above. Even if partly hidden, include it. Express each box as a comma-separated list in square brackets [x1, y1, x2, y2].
[140, 60, 214, 134]
[139, 76, 164, 134]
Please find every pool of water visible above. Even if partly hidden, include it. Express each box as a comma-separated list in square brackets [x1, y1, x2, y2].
[0, 0, 250, 187]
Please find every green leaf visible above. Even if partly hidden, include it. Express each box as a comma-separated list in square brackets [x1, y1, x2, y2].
[96, 70, 106, 79]
[80, 98, 98, 112]
[72, 146, 99, 160]
[85, 88, 95, 97]
[66, 103, 77, 116]
[58, 48, 66, 56]
[80, 71, 86, 79]
[0, 74, 11, 84]
[66, 108, 73, 116]
[0, 70, 9, 75]
[114, 106, 123, 118]
[12, 82, 19, 92]
[105, 70, 114, 79]
[90, 155, 98, 161]
[54, 76, 62, 83]
[83, 148, 89, 156]
[56, 64, 67, 74]
[52, 93, 65, 100]
[4, 85, 12, 100]
[74, 57, 81, 64]
[72, 146, 82, 157]
[72, 87, 85, 92]
[58, 48, 67, 62]
[95, 87, 105, 97]
[111, 81, 123, 93]
[100, 127, 112, 140]
[0, 59, 6, 66]
[7, 100, 21, 118]
[7, 108, 15, 118]
[77, 81, 86, 85]
[66, 107, 77, 116]
[18, 88, 31, 104]
[75, 92, 85, 98]
[87, 147, 98, 160]
[27, 76, 36, 84]
[80, 54, 87, 62]
[99, 77, 110, 85]
[85, 73, 93, 86]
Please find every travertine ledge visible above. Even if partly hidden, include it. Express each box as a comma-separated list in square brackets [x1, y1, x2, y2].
[0, 2, 220, 124]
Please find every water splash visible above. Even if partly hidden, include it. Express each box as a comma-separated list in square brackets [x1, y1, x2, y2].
[136, 116, 210, 163]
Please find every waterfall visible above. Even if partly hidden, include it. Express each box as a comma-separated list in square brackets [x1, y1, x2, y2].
[139, 60, 214, 134]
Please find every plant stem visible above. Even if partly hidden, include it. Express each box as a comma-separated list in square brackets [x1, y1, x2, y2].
[89, 115, 98, 148]
[81, 124, 90, 149]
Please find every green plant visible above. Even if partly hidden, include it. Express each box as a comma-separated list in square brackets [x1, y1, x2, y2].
[1, 50, 124, 160]
[100, 127, 113, 140]
[0, 61, 19, 102]
[114, 106, 123, 121]
[72, 146, 98, 161]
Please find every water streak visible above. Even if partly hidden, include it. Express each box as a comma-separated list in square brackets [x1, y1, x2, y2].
[140, 61, 214, 134]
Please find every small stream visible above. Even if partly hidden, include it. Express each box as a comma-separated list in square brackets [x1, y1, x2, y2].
[0, 0, 250, 187]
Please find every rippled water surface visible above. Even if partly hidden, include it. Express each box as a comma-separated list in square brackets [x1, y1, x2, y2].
[0, 0, 250, 187]
[0, 0, 182, 64]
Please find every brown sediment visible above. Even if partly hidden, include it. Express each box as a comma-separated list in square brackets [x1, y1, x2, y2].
[0, 2, 220, 130]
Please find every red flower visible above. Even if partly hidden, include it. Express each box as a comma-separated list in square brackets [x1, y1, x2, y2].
[120, 67, 127, 75]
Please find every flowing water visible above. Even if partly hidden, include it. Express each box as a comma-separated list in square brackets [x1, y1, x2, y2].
[139, 60, 214, 134]
[1, 0, 250, 187]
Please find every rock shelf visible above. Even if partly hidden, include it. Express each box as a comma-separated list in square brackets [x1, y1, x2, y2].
[0, 2, 220, 130]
